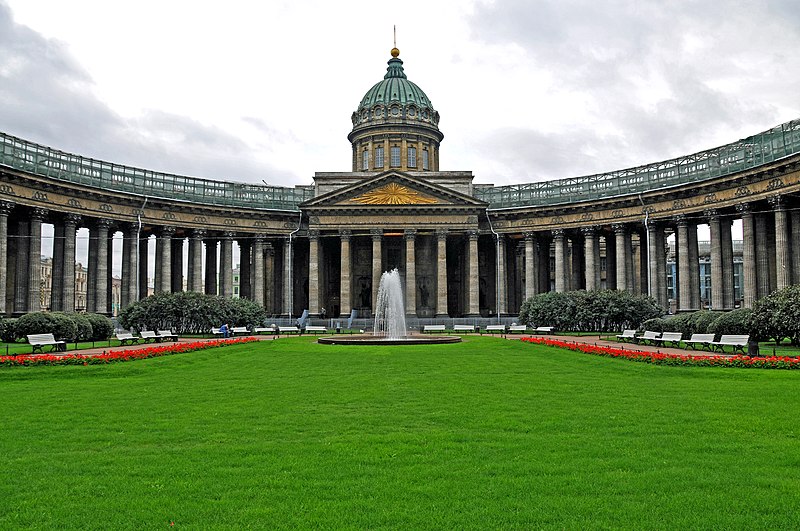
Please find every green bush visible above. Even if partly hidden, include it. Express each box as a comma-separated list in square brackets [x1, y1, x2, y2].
[519, 290, 662, 332]
[0, 318, 18, 343]
[62, 313, 93, 342]
[16, 312, 78, 342]
[640, 318, 669, 333]
[119, 292, 267, 335]
[707, 309, 752, 338]
[749, 285, 800, 345]
[85, 313, 114, 341]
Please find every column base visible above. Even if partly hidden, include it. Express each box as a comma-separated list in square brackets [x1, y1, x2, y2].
[464, 313, 481, 318]
[435, 313, 449, 319]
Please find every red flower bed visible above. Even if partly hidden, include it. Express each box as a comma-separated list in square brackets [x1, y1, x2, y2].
[0, 337, 259, 368]
[520, 337, 800, 370]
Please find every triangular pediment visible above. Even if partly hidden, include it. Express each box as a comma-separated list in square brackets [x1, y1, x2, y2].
[301, 171, 488, 210]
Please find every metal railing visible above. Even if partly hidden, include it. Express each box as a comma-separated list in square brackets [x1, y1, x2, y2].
[2, 117, 799, 211]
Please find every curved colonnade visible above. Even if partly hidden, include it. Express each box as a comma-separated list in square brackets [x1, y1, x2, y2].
[1, 118, 799, 319]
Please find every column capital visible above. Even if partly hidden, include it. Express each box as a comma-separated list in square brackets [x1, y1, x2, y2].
[30, 207, 48, 221]
[403, 228, 417, 240]
[735, 203, 752, 216]
[768, 194, 785, 210]
[672, 214, 688, 227]
[703, 208, 719, 221]
[611, 222, 627, 234]
[0, 200, 15, 217]
[436, 228, 448, 240]
[161, 225, 176, 236]
[580, 225, 597, 237]
[523, 231, 536, 241]
[64, 213, 82, 226]
[552, 228, 565, 239]
[370, 228, 383, 241]
[264, 241, 274, 254]
[192, 228, 207, 239]
[222, 230, 235, 239]
[467, 230, 479, 241]
[307, 229, 319, 240]
[95, 217, 113, 229]
[339, 229, 352, 241]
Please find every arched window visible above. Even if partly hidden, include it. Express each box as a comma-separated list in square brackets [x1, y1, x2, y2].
[390, 146, 401, 167]
[422, 148, 429, 170]
[362, 148, 369, 170]
[408, 146, 417, 168]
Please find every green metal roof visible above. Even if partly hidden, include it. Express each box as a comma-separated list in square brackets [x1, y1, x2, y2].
[357, 55, 435, 111]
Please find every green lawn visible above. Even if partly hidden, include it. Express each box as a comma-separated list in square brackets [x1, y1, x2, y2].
[2, 336, 799, 529]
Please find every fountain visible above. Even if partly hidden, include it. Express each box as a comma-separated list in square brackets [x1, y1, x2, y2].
[318, 268, 460, 345]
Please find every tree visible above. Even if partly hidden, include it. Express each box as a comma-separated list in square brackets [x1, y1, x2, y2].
[749, 285, 800, 345]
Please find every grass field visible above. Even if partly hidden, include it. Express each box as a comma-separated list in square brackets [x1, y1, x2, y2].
[2, 336, 799, 529]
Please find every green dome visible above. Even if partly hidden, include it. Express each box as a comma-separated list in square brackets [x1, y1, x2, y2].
[358, 56, 434, 109]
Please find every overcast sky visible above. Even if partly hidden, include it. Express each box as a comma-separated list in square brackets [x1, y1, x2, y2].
[2, 0, 799, 189]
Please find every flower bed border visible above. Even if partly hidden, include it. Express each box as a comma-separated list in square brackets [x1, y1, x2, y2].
[521, 337, 800, 370]
[0, 337, 259, 367]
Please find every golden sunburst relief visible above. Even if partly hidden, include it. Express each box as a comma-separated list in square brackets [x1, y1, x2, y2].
[351, 183, 439, 205]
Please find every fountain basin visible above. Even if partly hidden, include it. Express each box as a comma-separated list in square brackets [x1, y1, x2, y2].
[318, 334, 461, 345]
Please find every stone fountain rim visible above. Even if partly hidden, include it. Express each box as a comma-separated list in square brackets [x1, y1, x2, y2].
[317, 334, 462, 345]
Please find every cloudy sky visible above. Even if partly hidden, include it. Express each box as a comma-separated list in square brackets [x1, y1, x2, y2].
[2, 0, 799, 189]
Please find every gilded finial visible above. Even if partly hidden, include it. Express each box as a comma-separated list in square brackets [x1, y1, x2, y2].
[391, 25, 399, 57]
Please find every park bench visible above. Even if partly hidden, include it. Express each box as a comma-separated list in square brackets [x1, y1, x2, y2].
[116, 332, 140, 346]
[231, 326, 250, 336]
[684, 333, 715, 351]
[211, 327, 223, 336]
[654, 331, 683, 348]
[710, 334, 750, 354]
[508, 325, 529, 334]
[253, 326, 276, 335]
[635, 330, 661, 345]
[423, 324, 446, 333]
[453, 324, 476, 333]
[139, 330, 159, 343]
[532, 326, 554, 334]
[27, 333, 66, 353]
[157, 330, 179, 342]
[278, 326, 300, 335]
[485, 324, 506, 334]
[616, 329, 637, 342]
[304, 326, 327, 335]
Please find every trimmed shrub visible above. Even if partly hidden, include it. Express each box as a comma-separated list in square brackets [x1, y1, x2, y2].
[85, 313, 114, 341]
[16, 312, 78, 342]
[62, 313, 93, 342]
[0, 318, 18, 343]
[749, 285, 800, 345]
[641, 317, 669, 333]
[707, 308, 752, 338]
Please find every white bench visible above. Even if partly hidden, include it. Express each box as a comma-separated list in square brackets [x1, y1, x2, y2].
[453, 324, 476, 333]
[684, 333, 715, 351]
[278, 326, 300, 335]
[27, 333, 66, 353]
[116, 332, 140, 346]
[423, 324, 446, 333]
[485, 325, 506, 334]
[211, 327, 224, 336]
[654, 331, 683, 348]
[157, 330, 179, 342]
[304, 326, 327, 335]
[616, 329, 637, 342]
[231, 326, 250, 336]
[253, 326, 275, 334]
[140, 330, 159, 342]
[532, 326, 553, 334]
[635, 330, 661, 345]
[710, 334, 750, 354]
[508, 325, 529, 334]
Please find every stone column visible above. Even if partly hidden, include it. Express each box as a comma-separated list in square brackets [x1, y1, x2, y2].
[553, 229, 567, 293]
[121, 222, 135, 309]
[264, 242, 275, 314]
[524, 232, 536, 299]
[60, 214, 81, 312]
[647, 222, 659, 304]
[707, 210, 724, 310]
[754, 213, 770, 298]
[371, 229, 382, 312]
[158, 226, 174, 294]
[220, 232, 233, 298]
[737, 204, 757, 308]
[571, 232, 584, 291]
[26, 209, 46, 313]
[93, 218, 111, 314]
[436, 229, 448, 317]
[239, 240, 252, 300]
[792, 211, 800, 285]
[14, 220, 30, 314]
[613, 223, 628, 292]
[308, 230, 320, 315]
[284, 238, 292, 317]
[403, 229, 415, 318]
[467, 230, 480, 316]
[604, 233, 616, 290]
[675, 215, 691, 311]
[339, 231, 352, 318]
[205, 238, 218, 295]
[0, 201, 13, 315]
[190, 229, 205, 292]
[138, 234, 150, 300]
[171, 237, 183, 293]
[688, 221, 700, 309]
[770, 196, 790, 290]
[496, 235, 507, 316]
[583, 227, 598, 291]
[253, 236, 265, 307]
[51, 222, 65, 311]
[720, 220, 735, 309]
[656, 226, 668, 310]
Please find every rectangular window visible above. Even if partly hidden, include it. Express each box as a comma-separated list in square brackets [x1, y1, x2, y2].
[408, 146, 417, 168]
[362, 149, 369, 170]
[390, 146, 401, 167]
[375, 146, 384, 168]
[422, 149, 429, 170]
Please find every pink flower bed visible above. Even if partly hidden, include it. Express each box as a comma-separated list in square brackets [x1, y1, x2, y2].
[520, 337, 800, 370]
[0, 337, 259, 368]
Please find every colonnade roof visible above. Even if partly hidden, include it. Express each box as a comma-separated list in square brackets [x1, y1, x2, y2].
[1, 118, 798, 212]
